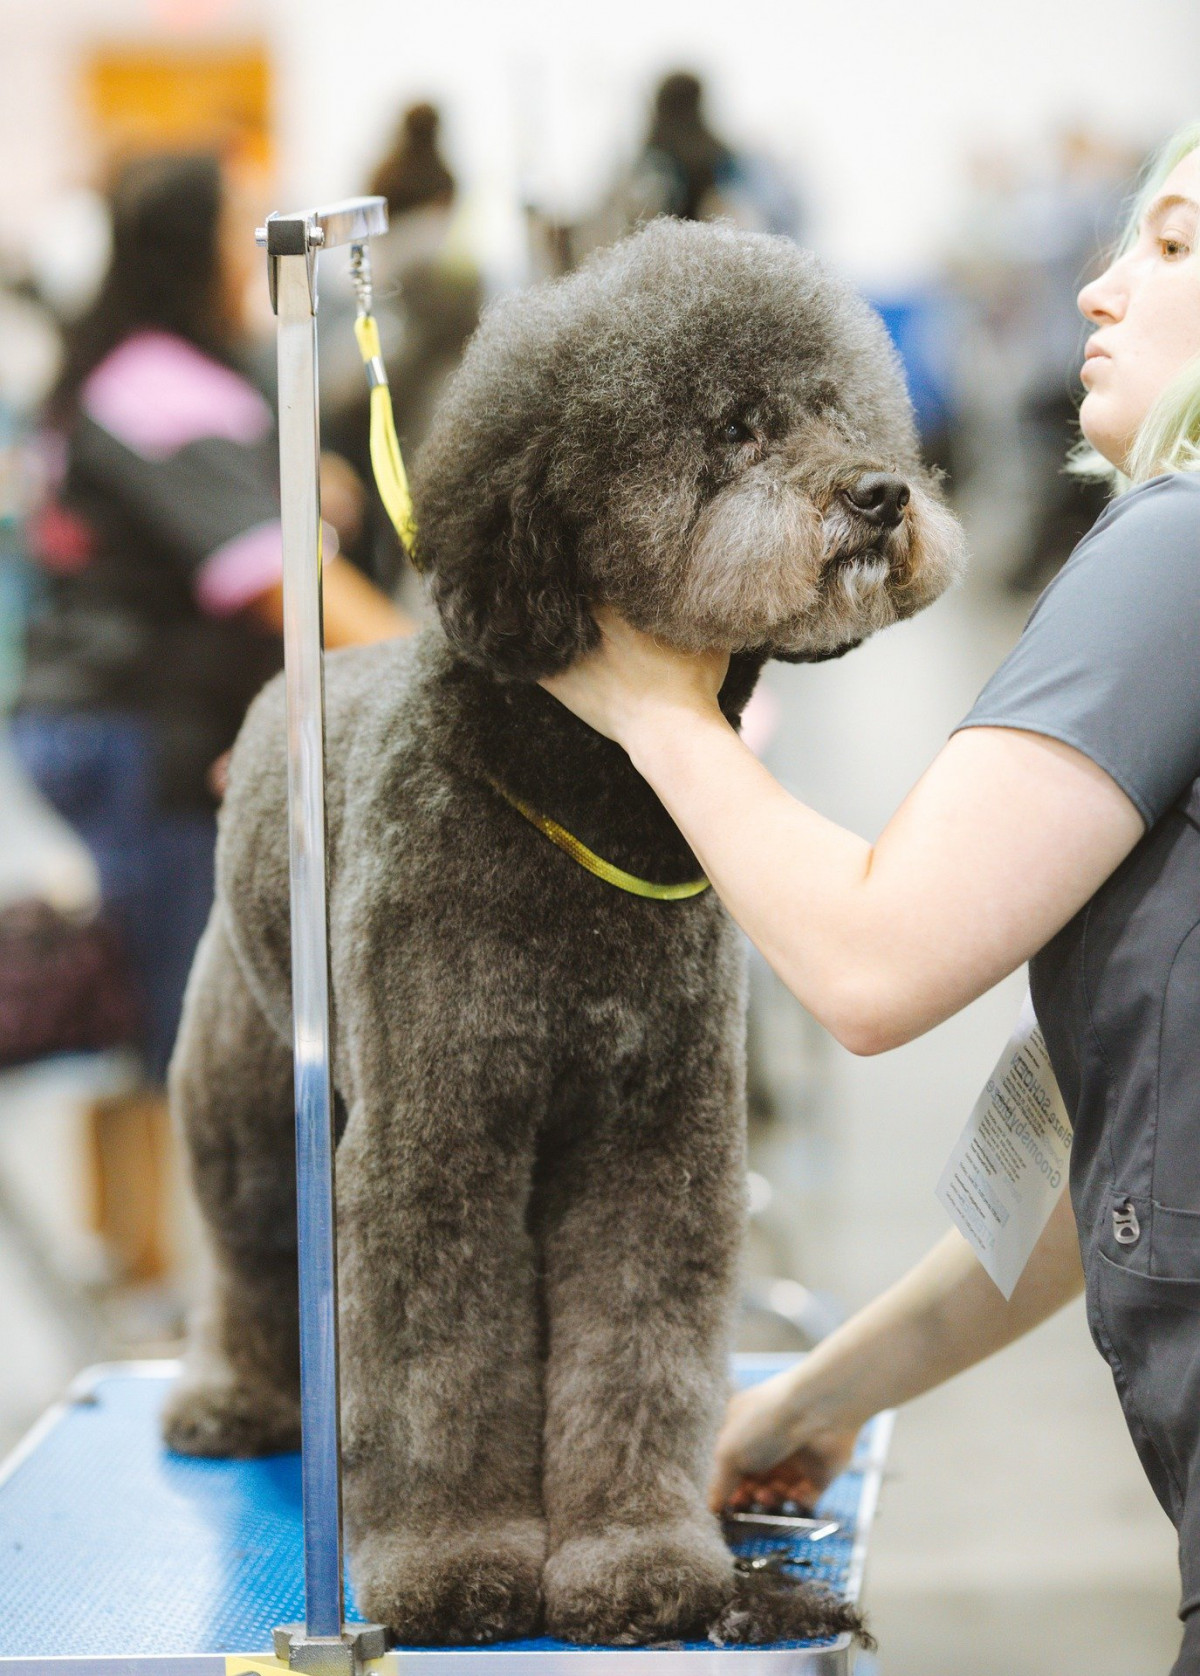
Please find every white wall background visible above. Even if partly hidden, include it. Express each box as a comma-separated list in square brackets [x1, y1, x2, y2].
[275, 0, 1200, 287]
[5, 0, 1200, 290]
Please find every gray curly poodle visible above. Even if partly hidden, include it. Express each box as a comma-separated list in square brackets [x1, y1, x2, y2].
[163, 220, 964, 1648]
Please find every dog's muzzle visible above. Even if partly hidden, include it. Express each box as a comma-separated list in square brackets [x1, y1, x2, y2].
[840, 472, 910, 531]
[821, 483, 910, 577]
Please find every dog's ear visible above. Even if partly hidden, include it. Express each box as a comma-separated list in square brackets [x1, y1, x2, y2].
[719, 649, 768, 726]
[422, 432, 598, 682]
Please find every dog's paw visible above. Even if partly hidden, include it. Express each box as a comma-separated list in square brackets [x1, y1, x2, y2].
[161, 1377, 301, 1458]
[351, 1518, 546, 1645]
[707, 1571, 872, 1649]
[543, 1521, 732, 1645]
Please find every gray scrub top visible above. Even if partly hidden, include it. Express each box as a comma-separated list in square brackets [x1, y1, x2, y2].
[957, 471, 1200, 826]
[956, 470, 1200, 1614]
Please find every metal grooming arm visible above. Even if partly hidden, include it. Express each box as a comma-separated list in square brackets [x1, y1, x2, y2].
[256, 197, 389, 1676]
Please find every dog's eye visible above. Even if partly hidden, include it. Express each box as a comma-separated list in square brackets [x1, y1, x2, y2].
[721, 417, 755, 446]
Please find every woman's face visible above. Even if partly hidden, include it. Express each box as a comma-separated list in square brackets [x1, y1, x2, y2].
[1078, 147, 1200, 470]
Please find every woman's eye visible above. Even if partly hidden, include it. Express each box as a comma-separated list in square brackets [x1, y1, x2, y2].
[722, 418, 754, 445]
[1161, 235, 1191, 260]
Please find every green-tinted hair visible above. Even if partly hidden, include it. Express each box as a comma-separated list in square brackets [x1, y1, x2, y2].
[1070, 120, 1200, 491]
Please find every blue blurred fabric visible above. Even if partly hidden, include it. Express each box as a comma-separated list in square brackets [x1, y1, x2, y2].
[10, 709, 215, 1081]
[871, 290, 957, 446]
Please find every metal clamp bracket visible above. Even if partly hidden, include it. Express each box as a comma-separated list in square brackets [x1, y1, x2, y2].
[273, 1624, 387, 1676]
[257, 196, 389, 316]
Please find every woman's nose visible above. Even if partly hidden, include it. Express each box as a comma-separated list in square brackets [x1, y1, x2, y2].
[1078, 259, 1127, 325]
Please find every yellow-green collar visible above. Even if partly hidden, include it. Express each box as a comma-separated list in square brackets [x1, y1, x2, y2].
[488, 779, 710, 901]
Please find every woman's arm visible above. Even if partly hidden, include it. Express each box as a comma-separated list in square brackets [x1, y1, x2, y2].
[248, 452, 415, 646]
[542, 611, 1143, 1052]
[247, 553, 416, 647]
[708, 1188, 1084, 1511]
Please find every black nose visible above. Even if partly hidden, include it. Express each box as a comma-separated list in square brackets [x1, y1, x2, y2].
[843, 472, 910, 530]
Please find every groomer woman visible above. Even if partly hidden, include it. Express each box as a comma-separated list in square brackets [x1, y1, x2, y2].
[543, 123, 1200, 1673]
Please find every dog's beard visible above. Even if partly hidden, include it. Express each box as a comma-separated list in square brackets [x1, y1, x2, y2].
[671, 472, 965, 655]
[670, 470, 826, 650]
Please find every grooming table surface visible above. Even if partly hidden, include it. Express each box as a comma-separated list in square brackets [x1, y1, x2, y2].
[0, 1358, 891, 1676]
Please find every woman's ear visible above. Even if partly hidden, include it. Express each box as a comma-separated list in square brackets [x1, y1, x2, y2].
[422, 433, 598, 681]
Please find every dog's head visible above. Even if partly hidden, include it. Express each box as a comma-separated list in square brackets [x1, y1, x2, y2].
[414, 219, 965, 679]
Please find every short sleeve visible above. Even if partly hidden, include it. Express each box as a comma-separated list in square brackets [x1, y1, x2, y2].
[954, 473, 1200, 827]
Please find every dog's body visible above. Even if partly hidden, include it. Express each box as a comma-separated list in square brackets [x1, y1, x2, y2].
[165, 221, 964, 1647]
[170, 633, 754, 1644]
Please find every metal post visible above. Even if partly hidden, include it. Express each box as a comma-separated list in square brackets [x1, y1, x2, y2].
[258, 199, 388, 1676]
[278, 237, 344, 1645]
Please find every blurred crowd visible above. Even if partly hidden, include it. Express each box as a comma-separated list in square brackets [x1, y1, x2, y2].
[0, 63, 1146, 1338]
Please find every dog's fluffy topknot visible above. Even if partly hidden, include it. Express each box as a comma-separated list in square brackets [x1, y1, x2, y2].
[413, 219, 959, 681]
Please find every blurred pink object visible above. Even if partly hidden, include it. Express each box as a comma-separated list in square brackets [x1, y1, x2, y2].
[740, 684, 781, 758]
[196, 519, 284, 617]
[82, 331, 271, 461]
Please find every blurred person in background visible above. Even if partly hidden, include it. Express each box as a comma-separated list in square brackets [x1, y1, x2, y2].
[543, 123, 1200, 1675]
[533, 71, 802, 277]
[629, 71, 803, 238]
[365, 101, 483, 451]
[0, 270, 63, 707]
[636, 70, 736, 224]
[325, 103, 482, 601]
[10, 151, 410, 1283]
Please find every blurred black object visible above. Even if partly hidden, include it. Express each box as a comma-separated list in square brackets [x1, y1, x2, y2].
[1007, 393, 1111, 594]
[0, 898, 142, 1068]
[643, 71, 734, 222]
[370, 103, 455, 215]
[526, 70, 803, 279]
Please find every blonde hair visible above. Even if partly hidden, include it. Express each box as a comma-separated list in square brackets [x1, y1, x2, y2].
[1069, 120, 1200, 491]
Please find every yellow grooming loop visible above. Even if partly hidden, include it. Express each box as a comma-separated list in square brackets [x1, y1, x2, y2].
[348, 242, 707, 905]
[488, 779, 709, 901]
[348, 241, 418, 559]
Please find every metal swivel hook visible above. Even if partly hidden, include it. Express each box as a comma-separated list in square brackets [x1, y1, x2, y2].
[348, 240, 373, 320]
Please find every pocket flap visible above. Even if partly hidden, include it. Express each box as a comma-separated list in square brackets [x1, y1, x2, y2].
[1097, 1247, 1200, 1306]
[1179, 777, 1200, 830]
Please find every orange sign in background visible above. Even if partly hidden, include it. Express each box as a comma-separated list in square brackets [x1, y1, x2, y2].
[83, 44, 273, 179]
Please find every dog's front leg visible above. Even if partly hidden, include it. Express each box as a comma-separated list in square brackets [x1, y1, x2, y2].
[336, 1040, 548, 1645]
[538, 1037, 747, 1645]
[162, 909, 303, 1457]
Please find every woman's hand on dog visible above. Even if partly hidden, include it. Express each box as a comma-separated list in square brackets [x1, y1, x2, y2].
[540, 607, 729, 751]
[708, 1366, 858, 1514]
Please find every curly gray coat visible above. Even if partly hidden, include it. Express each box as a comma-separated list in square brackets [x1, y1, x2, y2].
[163, 220, 964, 1648]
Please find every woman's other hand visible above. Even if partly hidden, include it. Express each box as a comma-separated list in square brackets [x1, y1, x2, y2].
[540, 606, 729, 749]
[248, 553, 416, 646]
[319, 451, 367, 554]
[708, 1367, 858, 1514]
[709, 1209, 1085, 1517]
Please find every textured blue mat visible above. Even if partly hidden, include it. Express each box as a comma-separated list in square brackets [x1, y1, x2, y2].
[0, 1358, 886, 1659]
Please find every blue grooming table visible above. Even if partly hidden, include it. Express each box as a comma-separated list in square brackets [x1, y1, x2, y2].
[0, 1356, 891, 1676]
